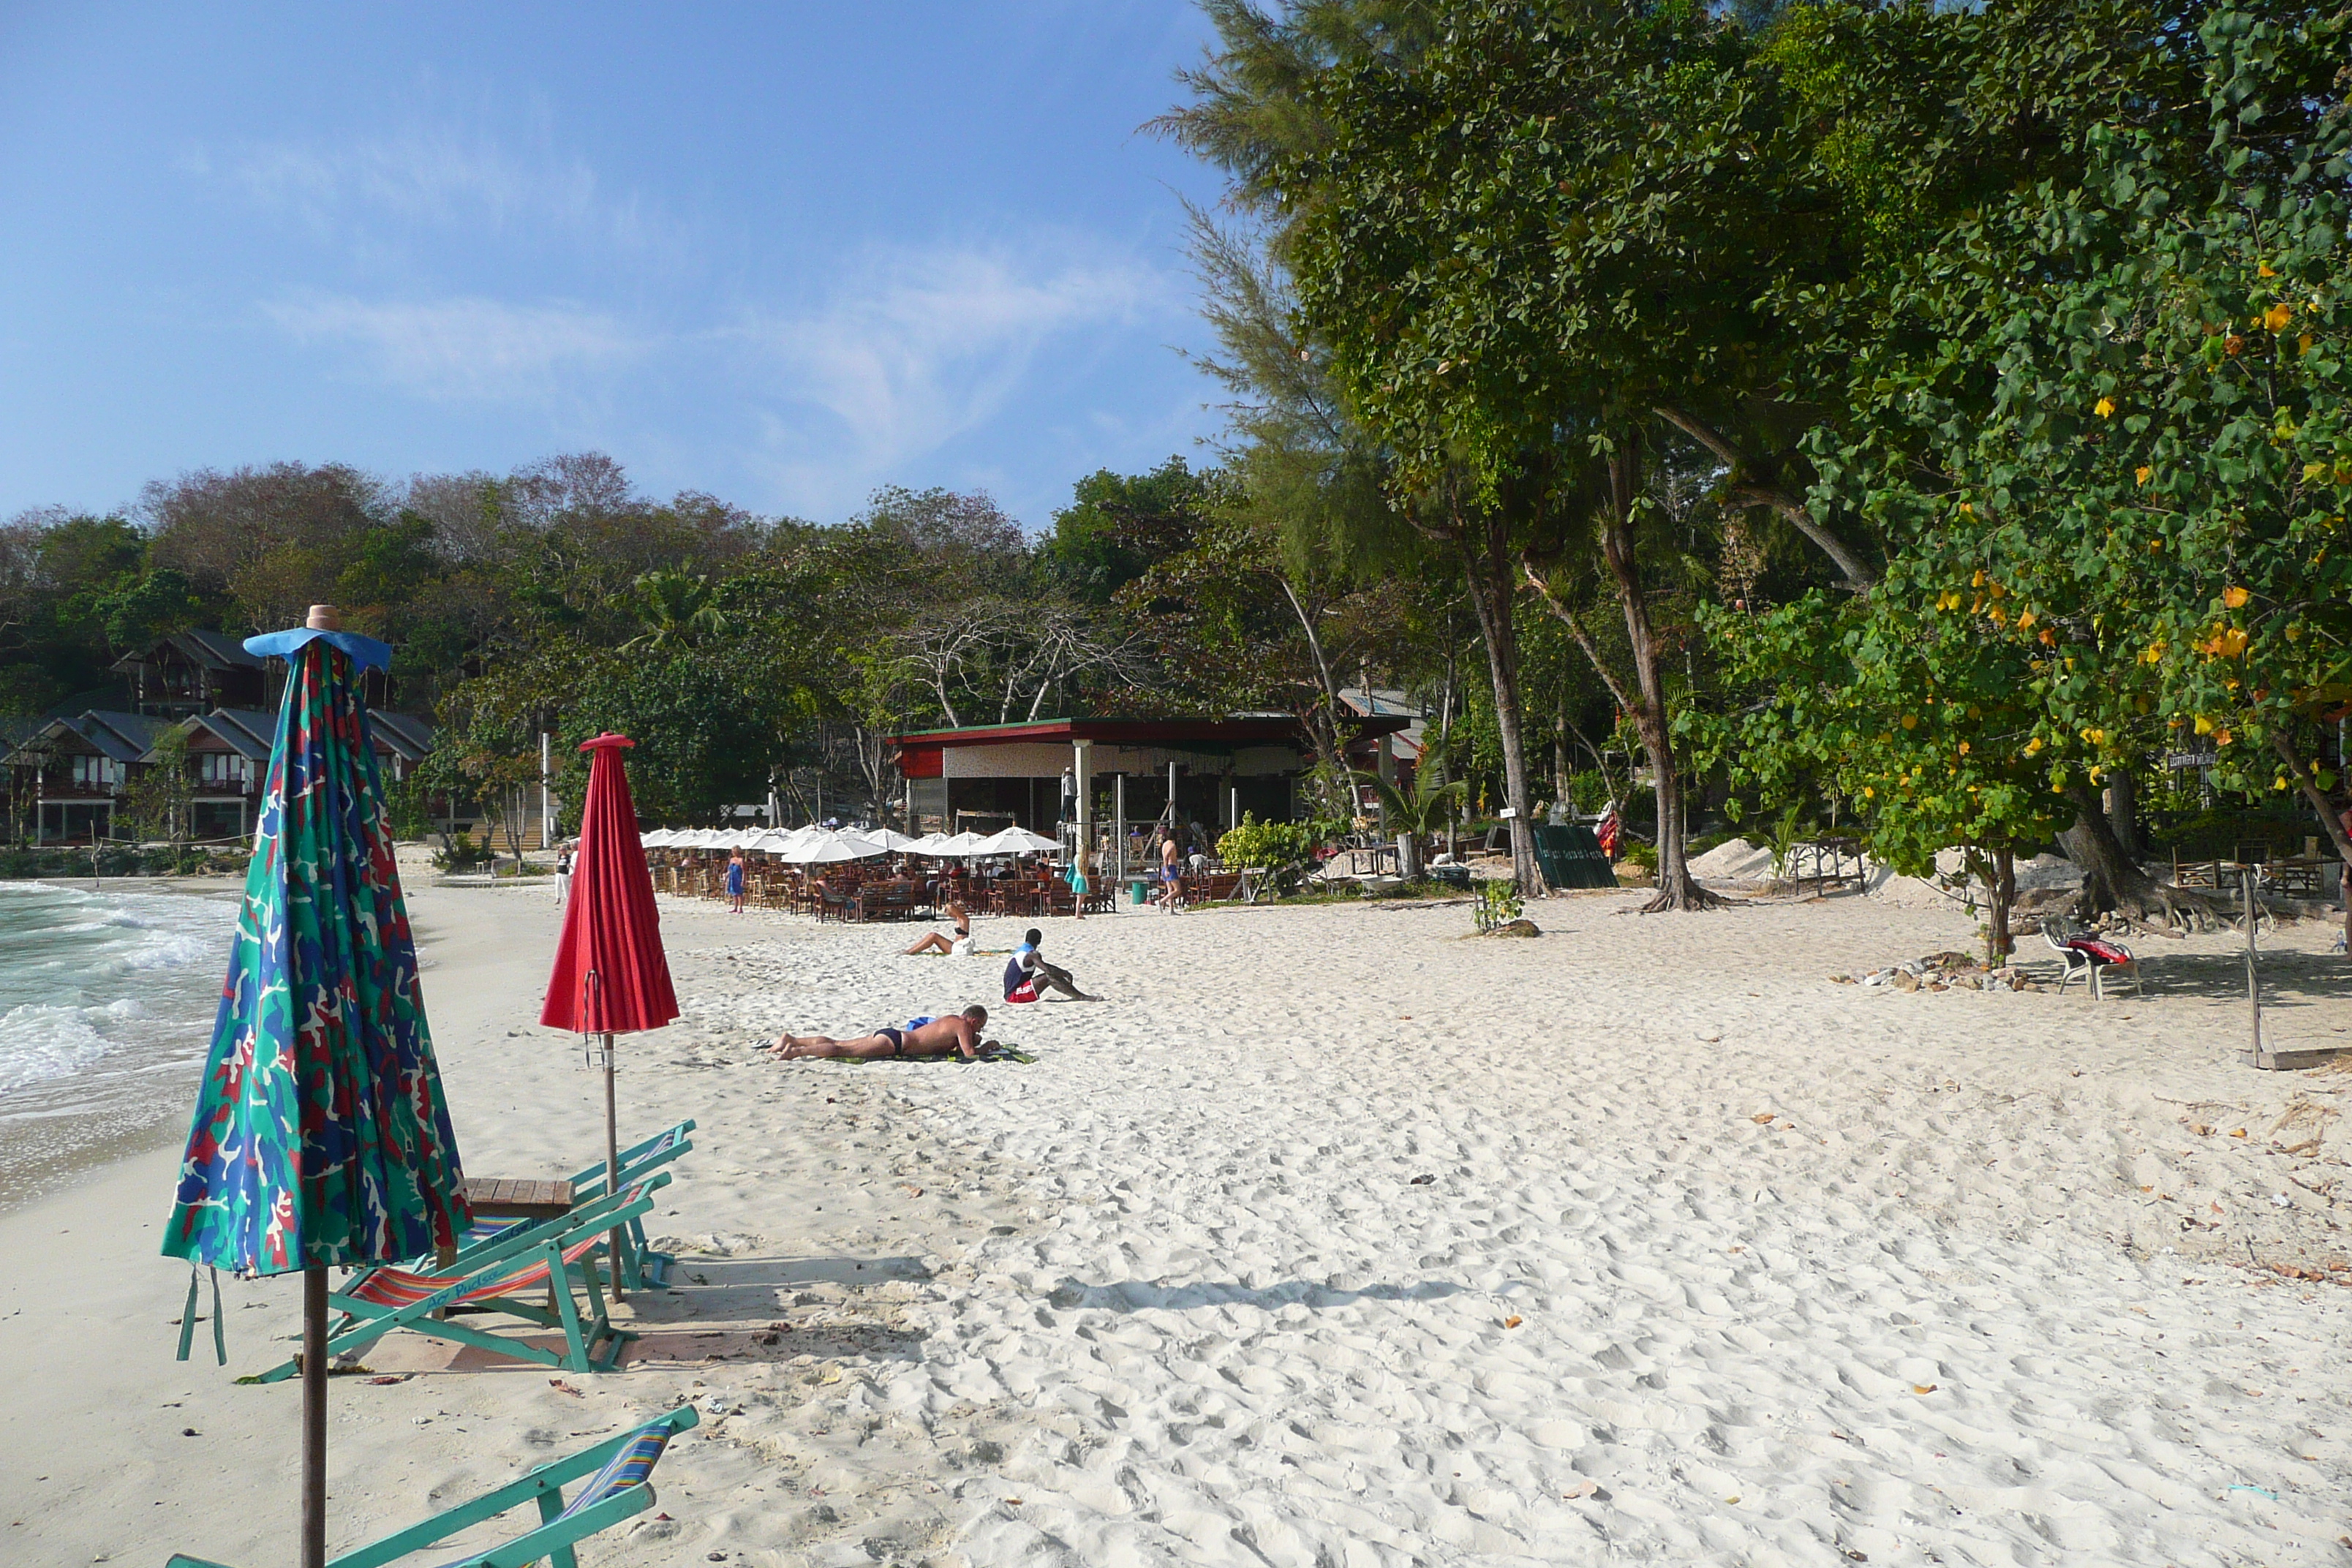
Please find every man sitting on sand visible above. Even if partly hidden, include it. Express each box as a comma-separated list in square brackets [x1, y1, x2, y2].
[1004, 927, 1098, 1001]
[767, 1004, 992, 1060]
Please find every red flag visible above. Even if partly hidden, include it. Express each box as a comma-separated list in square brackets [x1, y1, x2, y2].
[541, 734, 678, 1035]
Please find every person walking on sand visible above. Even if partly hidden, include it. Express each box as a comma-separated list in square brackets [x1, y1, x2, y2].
[1155, 831, 1184, 912]
[768, 1005, 992, 1060]
[904, 900, 975, 955]
[554, 842, 573, 907]
[725, 848, 747, 914]
[1067, 843, 1093, 920]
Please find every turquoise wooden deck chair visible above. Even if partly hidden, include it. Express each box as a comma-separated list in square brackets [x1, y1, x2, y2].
[248, 1177, 668, 1382]
[434, 1120, 696, 1293]
[167, 1404, 698, 1568]
[557, 1119, 694, 1289]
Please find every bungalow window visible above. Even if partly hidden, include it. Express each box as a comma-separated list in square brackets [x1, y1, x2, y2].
[70, 755, 124, 788]
[199, 753, 252, 786]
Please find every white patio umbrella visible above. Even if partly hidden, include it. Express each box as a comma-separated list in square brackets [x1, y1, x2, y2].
[932, 831, 990, 856]
[905, 832, 953, 856]
[978, 826, 1060, 856]
[862, 827, 921, 852]
[639, 828, 674, 848]
[827, 831, 890, 859]
[780, 831, 886, 864]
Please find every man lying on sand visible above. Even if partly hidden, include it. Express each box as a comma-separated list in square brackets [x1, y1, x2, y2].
[767, 1004, 992, 1060]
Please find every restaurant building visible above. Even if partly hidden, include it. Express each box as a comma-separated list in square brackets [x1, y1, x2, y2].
[887, 712, 1411, 841]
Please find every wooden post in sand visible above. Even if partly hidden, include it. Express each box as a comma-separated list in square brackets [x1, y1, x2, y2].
[2244, 864, 2261, 1058]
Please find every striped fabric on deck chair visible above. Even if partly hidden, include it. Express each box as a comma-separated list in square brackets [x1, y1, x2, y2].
[344, 1232, 606, 1312]
[166, 1406, 701, 1568]
[247, 1175, 668, 1382]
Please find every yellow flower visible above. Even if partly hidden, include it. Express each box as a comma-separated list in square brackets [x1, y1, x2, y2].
[2223, 586, 2249, 608]
[2017, 609, 2036, 629]
[1970, 570, 1986, 588]
[2147, 536, 2163, 551]
[2259, 262, 2278, 278]
[2094, 397, 2116, 418]
[1862, 786, 1874, 799]
[2024, 736, 2044, 755]
[1900, 714, 1918, 731]
[2194, 714, 2214, 734]
[2262, 303, 2293, 333]
[2301, 333, 2315, 355]
[1958, 741, 1971, 755]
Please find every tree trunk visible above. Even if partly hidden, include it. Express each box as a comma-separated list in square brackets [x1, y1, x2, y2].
[1457, 515, 1543, 892]
[1987, 845, 2016, 964]
[2059, 781, 2224, 929]
[1595, 439, 1720, 912]
[1553, 689, 1570, 809]
[2104, 761, 2144, 861]
[2271, 728, 2352, 865]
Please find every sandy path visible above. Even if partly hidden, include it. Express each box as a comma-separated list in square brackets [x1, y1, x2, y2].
[5, 882, 2349, 1567]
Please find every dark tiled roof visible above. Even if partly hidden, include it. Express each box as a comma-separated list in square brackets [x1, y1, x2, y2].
[186, 709, 276, 761]
[370, 711, 434, 758]
[81, 711, 173, 760]
[181, 628, 264, 668]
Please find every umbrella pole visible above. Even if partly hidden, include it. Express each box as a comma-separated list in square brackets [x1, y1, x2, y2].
[603, 1031, 623, 1301]
[302, 1263, 327, 1568]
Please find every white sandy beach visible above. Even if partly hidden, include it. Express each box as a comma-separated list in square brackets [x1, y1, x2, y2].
[5, 878, 2351, 1567]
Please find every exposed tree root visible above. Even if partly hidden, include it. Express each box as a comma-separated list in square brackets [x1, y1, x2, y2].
[1639, 870, 1735, 912]
[2059, 794, 2234, 932]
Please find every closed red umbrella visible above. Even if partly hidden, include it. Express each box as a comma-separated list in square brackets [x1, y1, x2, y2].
[541, 732, 676, 1294]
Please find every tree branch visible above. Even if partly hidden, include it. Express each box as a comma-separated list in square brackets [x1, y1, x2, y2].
[1521, 559, 1637, 714]
[1652, 404, 1876, 589]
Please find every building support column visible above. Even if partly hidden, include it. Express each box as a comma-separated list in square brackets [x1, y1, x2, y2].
[1072, 739, 1093, 862]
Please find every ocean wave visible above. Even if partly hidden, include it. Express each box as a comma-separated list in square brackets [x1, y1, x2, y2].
[0, 1003, 113, 1093]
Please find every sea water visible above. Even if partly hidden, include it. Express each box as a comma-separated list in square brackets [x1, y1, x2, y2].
[0, 879, 240, 1208]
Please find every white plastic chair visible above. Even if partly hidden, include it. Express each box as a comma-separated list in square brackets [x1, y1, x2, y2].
[2041, 917, 2138, 999]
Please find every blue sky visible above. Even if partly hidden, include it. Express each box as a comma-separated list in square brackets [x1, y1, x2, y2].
[0, 4, 1230, 529]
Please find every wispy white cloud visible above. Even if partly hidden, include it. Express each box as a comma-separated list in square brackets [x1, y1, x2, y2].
[735, 241, 1181, 513]
[263, 293, 647, 403]
[210, 124, 668, 258]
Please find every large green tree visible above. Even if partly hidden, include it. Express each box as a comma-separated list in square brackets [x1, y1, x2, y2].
[1803, 1, 2352, 922]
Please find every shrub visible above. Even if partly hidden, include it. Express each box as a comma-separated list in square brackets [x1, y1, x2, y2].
[431, 831, 495, 872]
[1473, 879, 1524, 931]
[1215, 814, 1327, 892]
[1621, 841, 1659, 872]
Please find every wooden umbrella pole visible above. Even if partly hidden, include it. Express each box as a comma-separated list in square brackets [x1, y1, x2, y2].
[302, 1263, 327, 1568]
[603, 1030, 623, 1301]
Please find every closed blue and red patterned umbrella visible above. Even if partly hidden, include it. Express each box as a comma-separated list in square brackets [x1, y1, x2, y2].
[162, 606, 469, 1568]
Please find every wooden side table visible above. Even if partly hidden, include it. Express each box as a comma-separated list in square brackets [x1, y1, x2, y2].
[462, 1177, 575, 1221]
